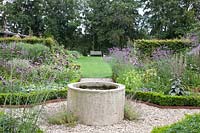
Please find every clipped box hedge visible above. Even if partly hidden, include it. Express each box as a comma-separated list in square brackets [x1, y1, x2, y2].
[126, 90, 200, 106]
[2, 88, 200, 106]
[0, 37, 56, 47]
[0, 89, 67, 105]
[133, 39, 192, 57]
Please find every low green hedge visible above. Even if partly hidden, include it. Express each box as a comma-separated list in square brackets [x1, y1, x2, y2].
[0, 37, 56, 47]
[133, 39, 192, 57]
[2, 88, 200, 106]
[126, 90, 200, 106]
[0, 89, 67, 105]
[152, 114, 200, 133]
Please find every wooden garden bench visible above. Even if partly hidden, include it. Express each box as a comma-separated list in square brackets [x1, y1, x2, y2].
[90, 51, 102, 56]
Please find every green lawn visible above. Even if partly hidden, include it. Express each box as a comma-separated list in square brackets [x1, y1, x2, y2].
[76, 56, 112, 78]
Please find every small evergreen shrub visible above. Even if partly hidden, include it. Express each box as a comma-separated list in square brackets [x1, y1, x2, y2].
[124, 100, 139, 121]
[117, 70, 143, 91]
[0, 111, 43, 133]
[152, 114, 200, 133]
[127, 91, 200, 106]
[134, 39, 192, 57]
[47, 109, 78, 126]
[0, 37, 56, 47]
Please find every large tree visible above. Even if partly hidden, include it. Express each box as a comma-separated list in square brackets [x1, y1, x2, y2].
[5, 0, 46, 35]
[0, 0, 5, 31]
[43, 0, 80, 46]
[3, 0, 80, 47]
[142, 0, 198, 39]
[83, 0, 140, 50]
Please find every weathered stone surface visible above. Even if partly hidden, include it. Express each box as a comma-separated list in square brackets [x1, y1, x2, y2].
[67, 81, 125, 126]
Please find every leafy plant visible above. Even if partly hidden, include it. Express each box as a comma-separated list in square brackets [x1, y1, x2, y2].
[169, 78, 186, 96]
[134, 39, 191, 57]
[124, 100, 139, 121]
[117, 69, 143, 91]
[0, 111, 43, 133]
[47, 109, 78, 127]
[152, 114, 200, 133]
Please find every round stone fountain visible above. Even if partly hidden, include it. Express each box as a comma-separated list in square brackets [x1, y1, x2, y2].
[67, 81, 125, 126]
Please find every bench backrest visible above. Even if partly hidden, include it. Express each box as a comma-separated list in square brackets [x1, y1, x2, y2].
[90, 51, 102, 56]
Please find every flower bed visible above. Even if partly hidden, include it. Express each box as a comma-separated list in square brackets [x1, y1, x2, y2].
[0, 37, 80, 105]
[106, 39, 200, 106]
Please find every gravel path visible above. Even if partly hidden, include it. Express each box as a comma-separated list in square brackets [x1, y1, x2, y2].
[39, 100, 200, 133]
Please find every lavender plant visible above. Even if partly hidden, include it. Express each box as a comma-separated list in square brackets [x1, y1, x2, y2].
[0, 42, 82, 132]
[105, 47, 141, 80]
[108, 47, 139, 65]
[151, 46, 173, 60]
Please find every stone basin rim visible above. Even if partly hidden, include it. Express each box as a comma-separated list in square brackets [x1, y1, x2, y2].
[68, 81, 125, 92]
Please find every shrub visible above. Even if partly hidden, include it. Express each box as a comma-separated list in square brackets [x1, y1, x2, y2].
[169, 78, 186, 96]
[0, 42, 50, 62]
[47, 110, 78, 126]
[124, 100, 139, 121]
[152, 114, 200, 133]
[0, 89, 68, 105]
[134, 39, 192, 57]
[0, 37, 56, 47]
[106, 47, 140, 81]
[16, 43, 50, 61]
[145, 54, 187, 93]
[67, 50, 82, 59]
[35, 64, 80, 84]
[6, 58, 32, 74]
[0, 111, 43, 133]
[127, 91, 200, 106]
[117, 69, 143, 91]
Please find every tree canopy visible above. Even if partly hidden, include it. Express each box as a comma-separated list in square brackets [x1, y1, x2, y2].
[0, 0, 199, 52]
[142, 0, 199, 39]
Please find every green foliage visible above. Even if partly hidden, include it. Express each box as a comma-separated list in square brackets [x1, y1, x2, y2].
[34, 64, 80, 84]
[67, 50, 82, 59]
[110, 63, 134, 82]
[127, 91, 200, 106]
[0, 38, 81, 93]
[142, 0, 199, 39]
[117, 70, 143, 91]
[124, 100, 139, 121]
[134, 39, 192, 57]
[4, 0, 80, 47]
[183, 70, 200, 91]
[152, 114, 200, 133]
[169, 78, 186, 96]
[0, 43, 50, 61]
[47, 110, 77, 126]
[0, 111, 43, 133]
[0, 1, 4, 31]
[141, 54, 189, 93]
[17, 43, 50, 59]
[83, 0, 140, 50]
[0, 37, 56, 47]
[0, 89, 67, 105]
[0, 111, 18, 133]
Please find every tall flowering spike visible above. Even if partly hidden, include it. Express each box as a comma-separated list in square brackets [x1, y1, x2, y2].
[152, 47, 173, 60]
[107, 47, 139, 66]
[188, 44, 200, 55]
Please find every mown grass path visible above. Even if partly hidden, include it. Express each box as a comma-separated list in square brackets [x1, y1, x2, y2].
[76, 56, 112, 78]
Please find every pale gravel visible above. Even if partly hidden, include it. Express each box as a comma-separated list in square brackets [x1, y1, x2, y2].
[39, 101, 200, 133]
[2, 78, 200, 133]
